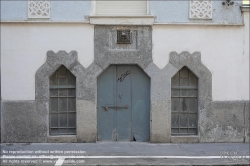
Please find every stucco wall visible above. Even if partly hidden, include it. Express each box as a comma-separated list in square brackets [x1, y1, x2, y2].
[243, 12, 249, 81]
[1, 1, 27, 21]
[1, 23, 94, 100]
[150, 1, 243, 24]
[152, 25, 249, 101]
[1, 1, 243, 25]
[1, 1, 91, 21]
[51, 1, 91, 21]
[1, 23, 248, 101]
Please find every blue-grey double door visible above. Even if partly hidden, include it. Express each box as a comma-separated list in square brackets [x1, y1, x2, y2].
[97, 65, 150, 142]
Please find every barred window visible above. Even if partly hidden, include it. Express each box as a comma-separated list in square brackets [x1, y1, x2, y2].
[49, 65, 76, 135]
[171, 67, 198, 135]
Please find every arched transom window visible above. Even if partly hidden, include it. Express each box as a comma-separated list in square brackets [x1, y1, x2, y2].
[49, 65, 76, 135]
[171, 66, 198, 135]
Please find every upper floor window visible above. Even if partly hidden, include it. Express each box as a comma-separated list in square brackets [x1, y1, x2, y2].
[171, 67, 198, 136]
[242, 0, 250, 6]
[49, 65, 76, 135]
[94, 1, 147, 16]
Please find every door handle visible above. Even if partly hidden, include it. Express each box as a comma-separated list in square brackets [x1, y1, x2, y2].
[102, 106, 109, 111]
[102, 105, 129, 111]
[116, 105, 129, 109]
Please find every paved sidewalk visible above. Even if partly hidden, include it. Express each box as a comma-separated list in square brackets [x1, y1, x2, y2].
[0, 142, 249, 166]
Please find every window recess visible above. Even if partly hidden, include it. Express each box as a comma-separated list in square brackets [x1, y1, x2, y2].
[171, 67, 198, 136]
[49, 65, 76, 135]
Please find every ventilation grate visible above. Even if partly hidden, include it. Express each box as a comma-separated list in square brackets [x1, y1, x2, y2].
[117, 30, 131, 44]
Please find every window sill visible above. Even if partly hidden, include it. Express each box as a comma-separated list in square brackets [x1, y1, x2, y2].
[241, 6, 250, 12]
[170, 135, 199, 143]
[47, 135, 77, 143]
[89, 15, 155, 25]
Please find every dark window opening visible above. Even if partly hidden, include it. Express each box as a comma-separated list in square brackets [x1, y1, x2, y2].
[171, 66, 198, 136]
[49, 65, 76, 135]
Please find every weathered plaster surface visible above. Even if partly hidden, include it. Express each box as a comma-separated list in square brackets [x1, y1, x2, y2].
[244, 101, 249, 142]
[1, 101, 47, 143]
[77, 100, 96, 143]
[149, 100, 171, 142]
[47, 136, 77, 143]
[94, 26, 152, 70]
[170, 136, 199, 143]
[0, 101, 1, 142]
[73, 62, 102, 101]
[144, 62, 177, 142]
[200, 101, 247, 142]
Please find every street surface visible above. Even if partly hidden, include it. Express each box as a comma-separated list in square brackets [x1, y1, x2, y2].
[0, 142, 249, 166]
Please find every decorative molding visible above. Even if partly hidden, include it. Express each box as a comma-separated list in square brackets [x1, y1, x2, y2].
[241, 6, 250, 12]
[169, 52, 212, 101]
[35, 51, 102, 142]
[0, 21, 244, 26]
[94, 26, 152, 70]
[28, 0, 50, 19]
[189, 0, 212, 19]
[89, 16, 154, 25]
[169, 52, 212, 142]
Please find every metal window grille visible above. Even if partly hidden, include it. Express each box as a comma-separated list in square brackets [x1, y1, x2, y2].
[117, 30, 131, 44]
[49, 65, 76, 135]
[171, 66, 198, 135]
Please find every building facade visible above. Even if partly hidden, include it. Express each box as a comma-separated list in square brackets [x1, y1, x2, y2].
[0, 0, 249, 143]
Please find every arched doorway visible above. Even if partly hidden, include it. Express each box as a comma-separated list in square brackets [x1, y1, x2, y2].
[97, 65, 150, 142]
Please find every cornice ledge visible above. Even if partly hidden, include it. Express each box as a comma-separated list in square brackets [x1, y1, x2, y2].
[89, 15, 154, 25]
[241, 6, 250, 12]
